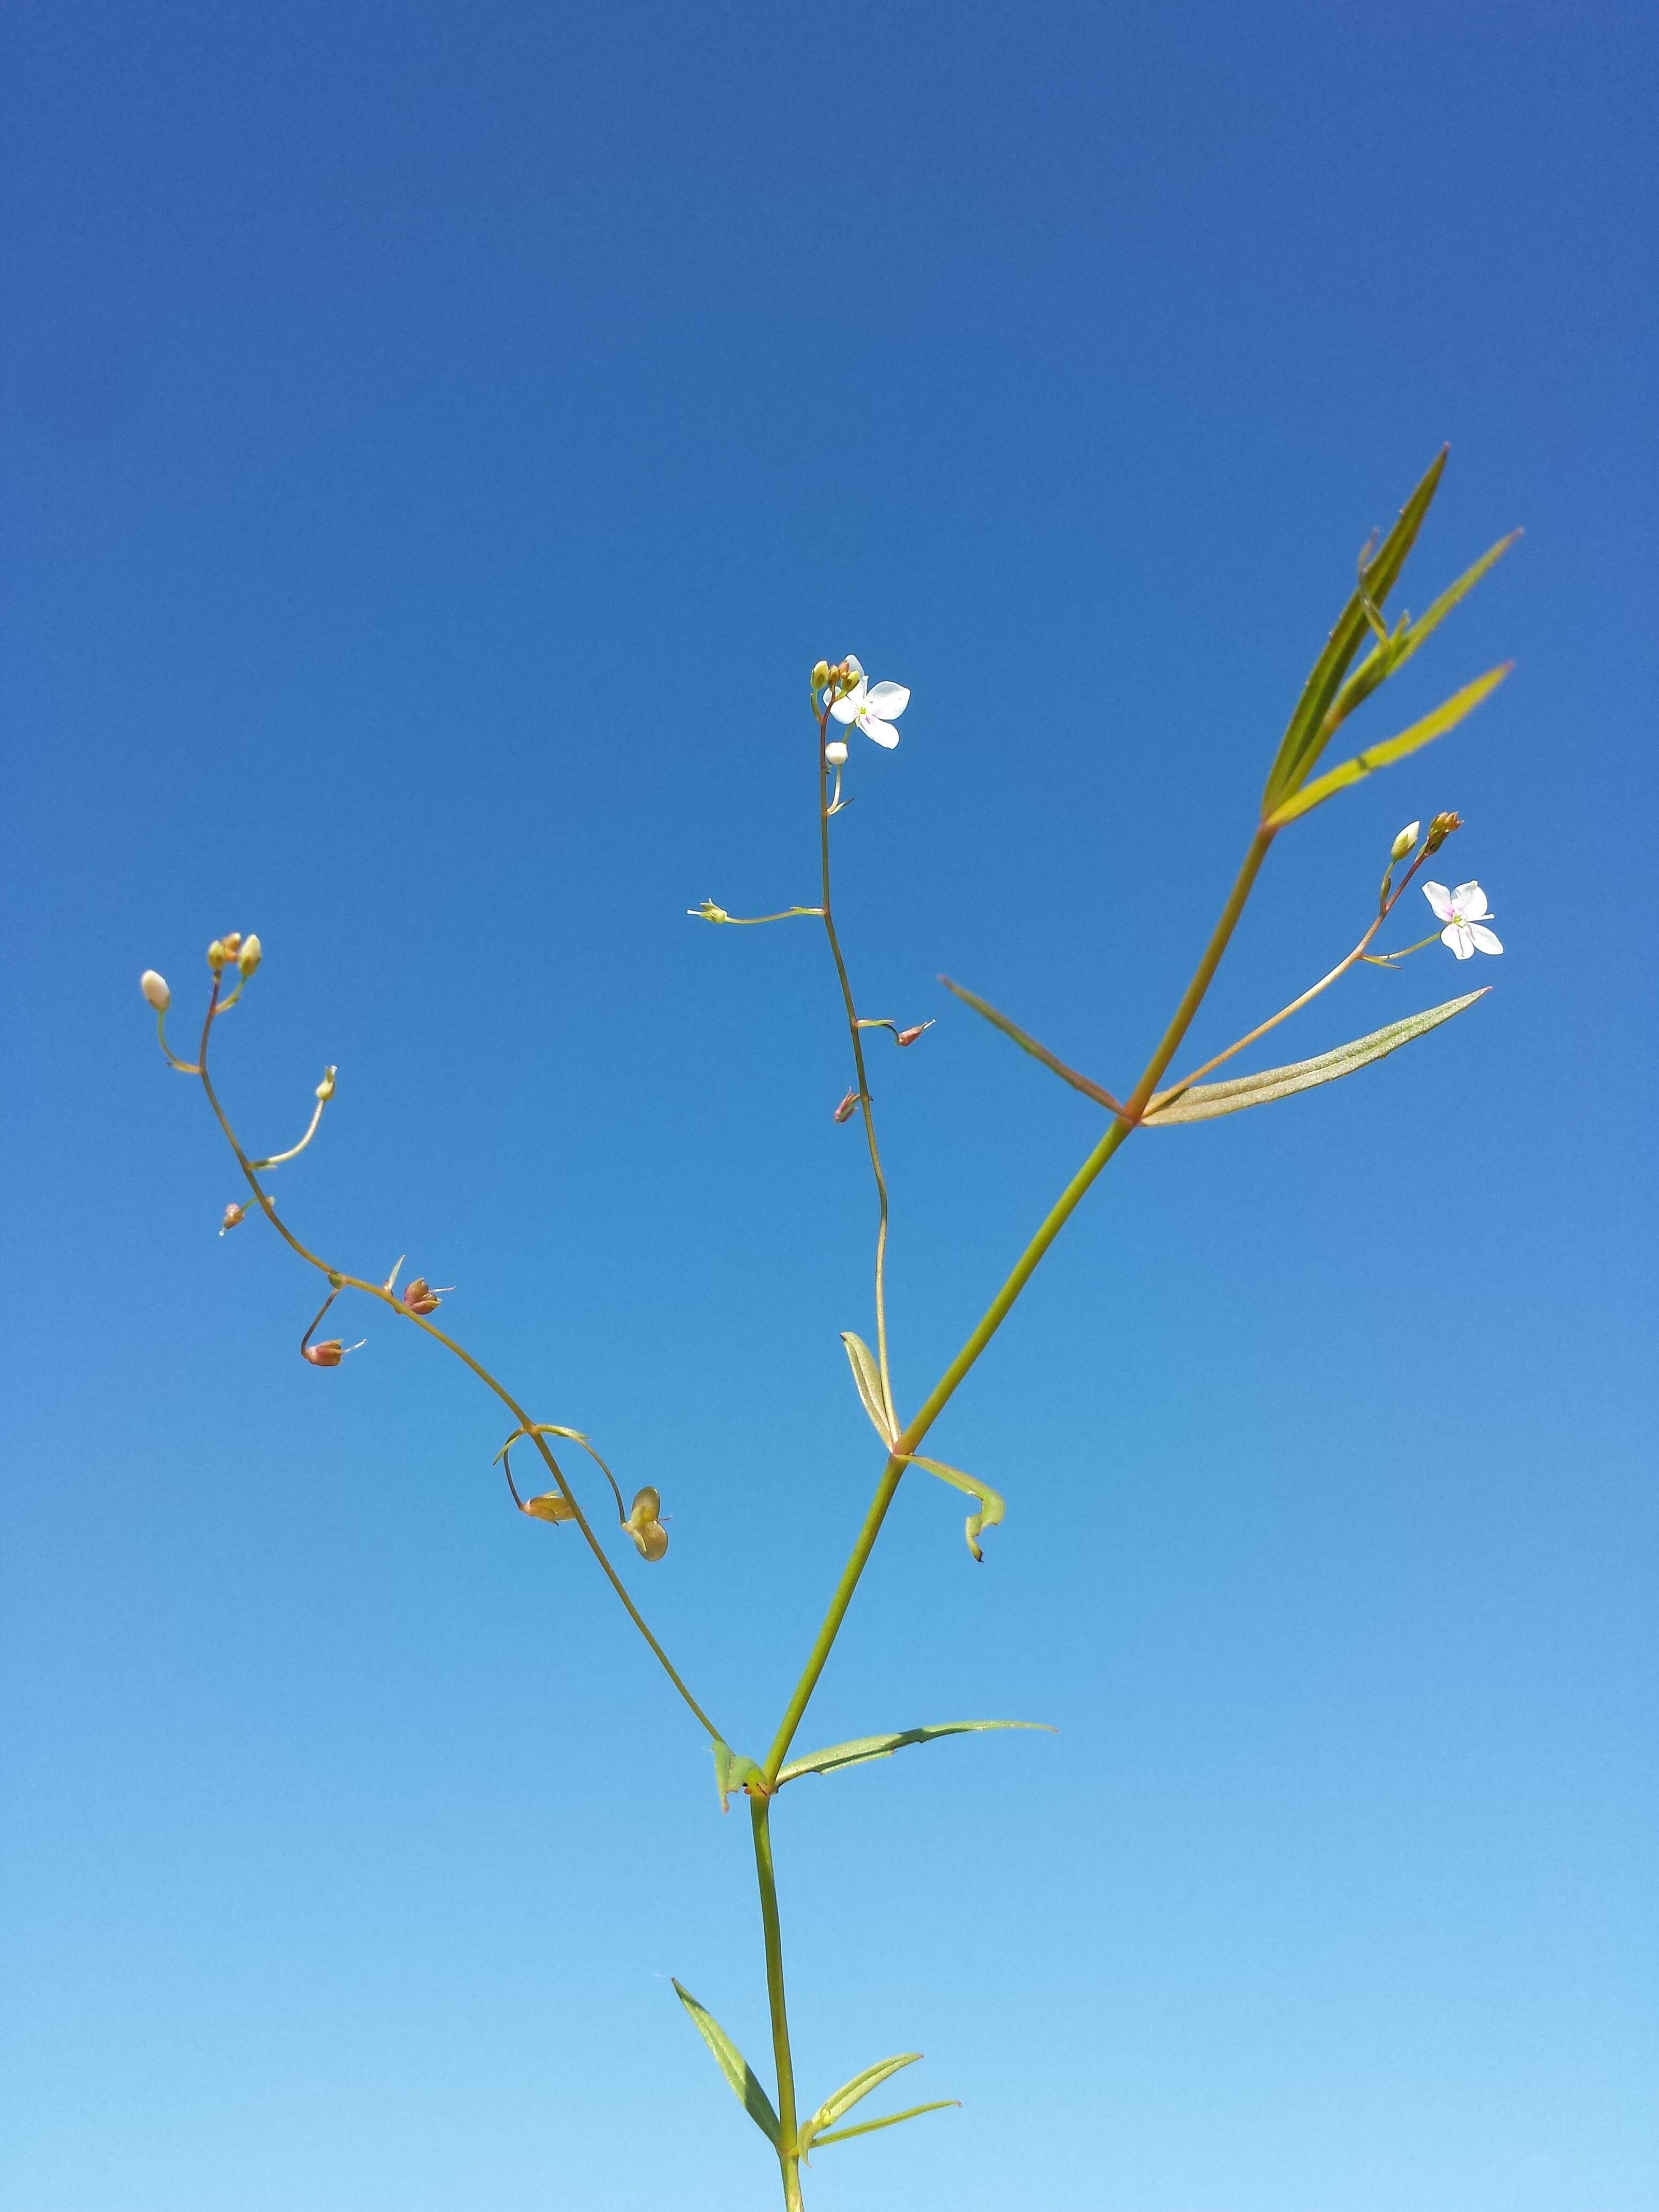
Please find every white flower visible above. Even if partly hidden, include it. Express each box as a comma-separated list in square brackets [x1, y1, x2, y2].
[1423, 879, 1503, 960]
[827, 656, 910, 750]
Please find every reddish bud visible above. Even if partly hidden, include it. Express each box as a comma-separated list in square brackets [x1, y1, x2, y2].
[1424, 810, 1463, 854]
[896, 1022, 933, 1048]
[220, 1202, 247, 1235]
[833, 1088, 860, 1123]
[301, 1337, 364, 1368]
[400, 1277, 445, 1316]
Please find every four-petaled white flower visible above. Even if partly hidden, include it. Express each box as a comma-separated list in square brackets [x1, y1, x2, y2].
[827, 656, 910, 750]
[1423, 879, 1503, 960]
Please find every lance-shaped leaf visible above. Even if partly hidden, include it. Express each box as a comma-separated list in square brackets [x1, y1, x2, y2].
[1320, 530, 1520, 736]
[939, 977, 1125, 1114]
[776, 1718, 1053, 1787]
[900, 1453, 1007, 1560]
[811, 2098, 961, 2149]
[1263, 449, 1447, 811]
[840, 1331, 898, 1444]
[1145, 990, 1486, 1126]
[670, 1980, 781, 2149]
[798, 2053, 922, 2158]
[1265, 664, 1511, 828]
[711, 1738, 769, 1814]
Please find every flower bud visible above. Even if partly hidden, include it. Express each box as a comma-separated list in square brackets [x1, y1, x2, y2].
[1424, 810, 1463, 853]
[140, 970, 171, 1012]
[1390, 823, 1421, 862]
[833, 1088, 860, 1123]
[687, 900, 730, 923]
[315, 1065, 338, 1102]
[206, 940, 228, 973]
[220, 1202, 247, 1235]
[810, 660, 831, 690]
[237, 934, 263, 976]
[400, 1277, 443, 1316]
[825, 738, 848, 766]
[896, 1022, 933, 1047]
[220, 933, 243, 958]
[302, 1336, 364, 1368]
[624, 1485, 669, 1562]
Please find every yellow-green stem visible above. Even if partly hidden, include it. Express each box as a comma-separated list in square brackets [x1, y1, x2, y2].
[764, 825, 1275, 1780]
[751, 1798, 804, 2208]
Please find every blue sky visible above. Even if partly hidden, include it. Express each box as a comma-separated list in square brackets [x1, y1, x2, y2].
[2, 4, 1654, 2209]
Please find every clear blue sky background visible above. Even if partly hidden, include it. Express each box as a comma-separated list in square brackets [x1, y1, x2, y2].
[2, 5, 1654, 2209]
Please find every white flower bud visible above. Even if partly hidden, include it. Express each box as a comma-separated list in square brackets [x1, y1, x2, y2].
[1391, 823, 1421, 863]
[315, 1065, 338, 1102]
[825, 738, 848, 766]
[140, 970, 171, 1012]
[237, 933, 263, 976]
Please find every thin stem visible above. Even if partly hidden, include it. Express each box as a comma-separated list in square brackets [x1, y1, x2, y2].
[1155, 841, 1432, 1104]
[817, 714, 896, 1422]
[192, 978, 724, 1746]
[763, 825, 1276, 1779]
[250, 1093, 327, 1169]
[751, 1799, 803, 2206]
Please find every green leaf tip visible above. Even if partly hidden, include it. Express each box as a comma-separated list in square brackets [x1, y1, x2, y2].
[1265, 663, 1512, 828]
[900, 1452, 1007, 1559]
[777, 1718, 1054, 1788]
[1145, 989, 1488, 1125]
[670, 1979, 782, 2148]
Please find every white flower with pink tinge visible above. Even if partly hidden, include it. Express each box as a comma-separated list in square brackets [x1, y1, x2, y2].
[1423, 879, 1503, 960]
[826, 656, 910, 753]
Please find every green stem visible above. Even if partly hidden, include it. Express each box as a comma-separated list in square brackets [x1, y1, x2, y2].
[818, 720, 896, 1420]
[751, 1798, 804, 2209]
[192, 980, 724, 1746]
[763, 825, 1275, 1780]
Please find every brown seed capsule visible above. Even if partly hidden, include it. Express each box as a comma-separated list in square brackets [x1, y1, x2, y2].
[400, 1277, 443, 1316]
[833, 1088, 860, 1122]
[220, 1202, 247, 1235]
[302, 1339, 346, 1367]
[896, 1022, 933, 1047]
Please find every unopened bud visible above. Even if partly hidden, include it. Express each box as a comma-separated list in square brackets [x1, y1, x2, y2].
[1424, 810, 1463, 853]
[140, 969, 171, 1012]
[688, 900, 730, 923]
[400, 1277, 444, 1316]
[220, 1202, 247, 1235]
[315, 1065, 338, 1102]
[1390, 823, 1421, 863]
[896, 1021, 933, 1047]
[833, 1088, 860, 1123]
[810, 660, 831, 690]
[206, 940, 228, 973]
[237, 934, 263, 976]
[302, 1336, 364, 1368]
[220, 932, 243, 958]
[825, 738, 848, 766]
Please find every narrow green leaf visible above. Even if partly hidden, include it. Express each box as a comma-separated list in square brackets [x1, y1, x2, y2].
[939, 977, 1124, 1114]
[903, 1453, 1007, 1561]
[1263, 450, 1448, 812]
[799, 2054, 922, 2154]
[1266, 663, 1511, 827]
[711, 1738, 768, 1814]
[1321, 530, 1520, 735]
[840, 1331, 897, 1444]
[670, 1979, 781, 2148]
[811, 2099, 960, 2148]
[776, 1719, 1053, 1788]
[1145, 990, 1486, 1126]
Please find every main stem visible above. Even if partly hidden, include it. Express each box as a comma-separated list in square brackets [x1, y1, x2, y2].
[751, 1798, 804, 2211]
